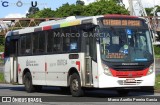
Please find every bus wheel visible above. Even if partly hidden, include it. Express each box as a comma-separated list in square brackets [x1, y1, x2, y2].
[70, 73, 84, 97]
[24, 72, 35, 93]
[117, 89, 129, 96]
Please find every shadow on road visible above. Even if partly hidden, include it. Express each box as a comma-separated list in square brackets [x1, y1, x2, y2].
[0, 85, 154, 98]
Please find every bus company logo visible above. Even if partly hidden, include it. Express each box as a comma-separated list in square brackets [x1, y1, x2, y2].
[1, 97, 42, 103]
[26, 60, 39, 66]
[122, 63, 139, 66]
[2, 97, 11, 102]
[128, 73, 132, 77]
[1, 0, 47, 7]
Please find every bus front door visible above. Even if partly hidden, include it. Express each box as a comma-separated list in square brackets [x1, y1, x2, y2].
[85, 56, 93, 86]
[83, 29, 98, 87]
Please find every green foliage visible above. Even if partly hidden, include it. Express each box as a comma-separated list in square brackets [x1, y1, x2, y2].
[157, 31, 160, 42]
[82, 0, 128, 16]
[27, 0, 129, 18]
[76, 0, 85, 5]
[28, 8, 55, 18]
[0, 45, 4, 52]
[0, 73, 4, 83]
[0, 36, 5, 45]
[0, 36, 4, 53]
[154, 45, 160, 56]
[55, 3, 84, 18]
[155, 74, 160, 91]
[145, 6, 160, 16]
[145, 7, 154, 16]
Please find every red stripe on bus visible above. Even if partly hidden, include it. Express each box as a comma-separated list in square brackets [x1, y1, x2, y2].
[45, 63, 47, 72]
[110, 68, 149, 78]
[76, 61, 80, 71]
[18, 64, 21, 74]
[43, 26, 52, 30]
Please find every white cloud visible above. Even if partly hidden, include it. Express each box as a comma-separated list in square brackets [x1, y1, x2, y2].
[123, 0, 160, 8]
[82, 0, 160, 7]
[81, 0, 96, 5]
[5, 13, 26, 18]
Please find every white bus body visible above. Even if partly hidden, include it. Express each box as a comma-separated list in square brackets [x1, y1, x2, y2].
[4, 15, 155, 96]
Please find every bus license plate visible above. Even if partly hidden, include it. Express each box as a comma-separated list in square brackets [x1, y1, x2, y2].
[126, 79, 136, 83]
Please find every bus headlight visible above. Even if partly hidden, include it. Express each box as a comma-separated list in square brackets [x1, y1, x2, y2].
[147, 64, 154, 75]
[102, 64, 112, 76]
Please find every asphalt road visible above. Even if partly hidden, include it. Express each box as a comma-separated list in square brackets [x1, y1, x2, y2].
[0, 84, 160, 105]
[0, 59, 160, 104]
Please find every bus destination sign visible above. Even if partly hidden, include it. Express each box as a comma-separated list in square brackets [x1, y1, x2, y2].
[103, 19, 141, 26]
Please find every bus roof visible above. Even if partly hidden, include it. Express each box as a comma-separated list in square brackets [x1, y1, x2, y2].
[6, 14, 145, 37]
[104, 14, 138, 19]
[6, 15, 103, 36]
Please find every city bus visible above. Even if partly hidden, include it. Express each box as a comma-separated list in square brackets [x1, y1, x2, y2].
[4, 14, 155, 97]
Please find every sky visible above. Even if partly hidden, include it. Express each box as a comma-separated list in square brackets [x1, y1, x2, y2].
[0, 0, 160, 18]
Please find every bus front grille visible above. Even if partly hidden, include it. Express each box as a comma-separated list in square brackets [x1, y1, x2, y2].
[117, 80, 143, 85]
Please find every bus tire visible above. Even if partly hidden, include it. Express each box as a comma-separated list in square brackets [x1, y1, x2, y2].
[117, 89, 129, 96]
[70, 73, 84, 97]
[24, 72, 35, 93]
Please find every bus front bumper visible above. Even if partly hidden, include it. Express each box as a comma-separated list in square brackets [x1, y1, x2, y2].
[98, 73, 155, 88]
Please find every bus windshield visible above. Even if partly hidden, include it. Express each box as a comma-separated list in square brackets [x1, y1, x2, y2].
[100, 27, 153, 62]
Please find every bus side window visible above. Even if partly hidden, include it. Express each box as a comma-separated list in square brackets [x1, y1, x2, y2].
[62, 27, 71, 52]
[25, 35, 31, 54]
[53, 29, 62, 52]
[70, 26, 79, 52]
[47, 30, 54, 53]
[20, 34, 31, 55]
[33, 33, 39, 54]
[61, 26, 79, 52]
[33, 32, 45, 54]
[39, 32, 45, 53]
[20, 36, 26, 55]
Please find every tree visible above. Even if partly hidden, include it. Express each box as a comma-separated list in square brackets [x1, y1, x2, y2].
[111, 0, 122, 3]
[54, 3, 84, 18]
[28, 8, 55, 18]
[82, 0, 128, 16]
[145, 7, 154, 16]
[26, 7, 40, 17]
[76, 0, 85, 5]
[0, 36, 5, 45]
[145, 6, 160, 16]
[27, 0, 128, 18]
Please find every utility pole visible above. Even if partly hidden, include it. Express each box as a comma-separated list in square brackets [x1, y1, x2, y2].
[128, 0, 147, 16]
[128, 0, 157, 42]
